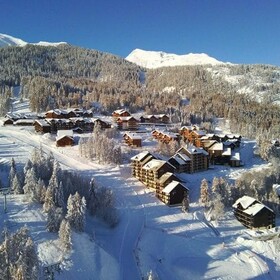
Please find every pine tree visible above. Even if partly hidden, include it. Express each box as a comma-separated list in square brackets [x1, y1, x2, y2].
[200, 179, 209, 207]
[9, 157, 17, 189]
[66, 192, 86, 232]
[181, 192, 190, 212]
[43, 187, 55, 213]
[211, 177, 220, 194]
[46, 206, 64, 232]
[88, 178, 98, 215]
[0, 226, 39, 280]
[23, 159, 33, 176]
[59, 219, 72, 252]
[12, 174, 23, 194]
[23, 168, 38, 201]
[211, 193, 225, 221]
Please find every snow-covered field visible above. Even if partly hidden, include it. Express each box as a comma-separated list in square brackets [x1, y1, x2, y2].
[0, 101, 280, 279]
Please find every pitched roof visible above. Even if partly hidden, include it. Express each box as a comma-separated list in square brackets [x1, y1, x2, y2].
[231, 152, 240, 161]
[158, 172, 178, 184]
[34, 120, 50, 127]
[117, 116, 138, 122]
[131, 151, 151, 161]
[181, 144, 209, 156]
[142, 159, 167, 171]
[162, 180, 188, 194]
[233, 195, 256, 209]
[222, 147, 232, 156]
[113, 109, 130, 114]
[124, 133, 142, 140]
[243, 203, 270, 216]
[57, 130, 73, 139]
[208, 142, 223, 151]
[193, 130, 206, 136]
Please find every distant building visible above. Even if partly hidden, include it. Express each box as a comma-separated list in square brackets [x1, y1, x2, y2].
[159, 181, 189, 206]
[34, 120, 51, 133]
[112, 109, 131, 120]
[116, 116, 139, 130]
[123, 133, 142, 147]
[233, 196, 275, 229]
[176, 145, 209, 173]
[56, 130, 74, 147]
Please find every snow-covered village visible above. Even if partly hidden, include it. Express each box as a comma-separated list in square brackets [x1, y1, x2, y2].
[1, 4, 280, 278]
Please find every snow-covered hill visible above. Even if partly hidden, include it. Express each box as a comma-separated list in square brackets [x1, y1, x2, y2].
[0, 33, 67, 47]
[126, 48, 225, 68]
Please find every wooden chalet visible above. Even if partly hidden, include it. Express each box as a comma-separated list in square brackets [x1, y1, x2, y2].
[13, 119, 35, 126]
[93, 118, 111, 130]
[201, 140, 217, 151]
[156, 172, 181, 192]
[158, 181, 189, 206]
[177, 145, 209, 173]
[45, 109, 64, 119]
[162, 133, 179, 144]
[112, 109, 131, 120]
[56, 130, 74, 147]
[233, 196, 275, 229]
[142, 159, 175, 189]
[168, 153, 190, 173]
[82, 110, 94, 118]
[123, 133, 142, 147]
[152, 129, 163, 140]
[156, 114, 169, 124]
[140, 115, 158, 123]
[152, 130, 179, 144]
[3, 118, 14, 125]
[131, 151, 156, 181]
[34, 120, 51, 133]
[230, 152, 241, 167]
[179, 125, 206, 146]
[117, 116, 138, 130]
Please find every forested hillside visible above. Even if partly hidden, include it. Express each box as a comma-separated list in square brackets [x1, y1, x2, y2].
[1, 44, 280, 157]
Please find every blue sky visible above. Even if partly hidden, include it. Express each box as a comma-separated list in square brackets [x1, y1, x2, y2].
[1, 0, 280, 65]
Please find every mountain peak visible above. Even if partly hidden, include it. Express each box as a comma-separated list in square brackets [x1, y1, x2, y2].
[0, 33, 67, 48]
[126, 48, 225, 68]
[0, 33, 27, 47]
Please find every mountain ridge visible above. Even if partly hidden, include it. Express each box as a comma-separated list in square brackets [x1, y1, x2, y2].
[0, 33, 67, 47]
[126, 48, 227, 68]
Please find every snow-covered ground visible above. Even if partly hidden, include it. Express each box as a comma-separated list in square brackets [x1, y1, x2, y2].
[0, 100, 280, 279]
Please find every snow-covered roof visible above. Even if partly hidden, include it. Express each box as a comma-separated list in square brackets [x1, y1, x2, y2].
[172, 152, 192, 165]
[194, 130, 206, 136]
[200, 135, 211, 140]
[14, 119, 35, 124]
[231, 152, 240, 161]
[156, 114, 168, 118]
[201, 140, 217, 148]
[176, 152, 191, 162]
[57, 130, 73, 139]
[34, 120, 50, 127]
[113, 109, 130, 114]
[222, 147, 232, 156]
[243, 203, 267, 216]
[158, 172, 176, 184]
[233, 195, 256, 209]
[131, 151, 151, 161]
[209, 142, 223, 151]
[124, 133, 142, 140]
[184, 145, 209, 156]
[117, 116, 138, 121]
[162, 180, 188, 194]
[142, 159, 167, 171]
